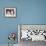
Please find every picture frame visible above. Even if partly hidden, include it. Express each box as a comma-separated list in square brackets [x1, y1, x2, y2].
[5, 8, 16, 17]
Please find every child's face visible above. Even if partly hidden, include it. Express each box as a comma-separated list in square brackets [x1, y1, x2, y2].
[7, 11, 11, 14]
[11, 11, 14, 15]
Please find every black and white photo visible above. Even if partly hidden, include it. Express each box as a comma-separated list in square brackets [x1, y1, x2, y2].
[5, 8, 16, 17]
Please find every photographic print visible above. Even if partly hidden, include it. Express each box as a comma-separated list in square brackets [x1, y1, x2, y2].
[5, 8, 16, 17]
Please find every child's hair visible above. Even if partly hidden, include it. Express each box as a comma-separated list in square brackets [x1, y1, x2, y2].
[6, 9, 11, 14]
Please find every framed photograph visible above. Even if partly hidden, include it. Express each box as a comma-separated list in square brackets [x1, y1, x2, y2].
[5, 8, 16, 17]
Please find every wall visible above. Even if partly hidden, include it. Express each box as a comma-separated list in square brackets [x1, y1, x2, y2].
[20, 0, 46, 24]
[0, 0, 46, 44]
